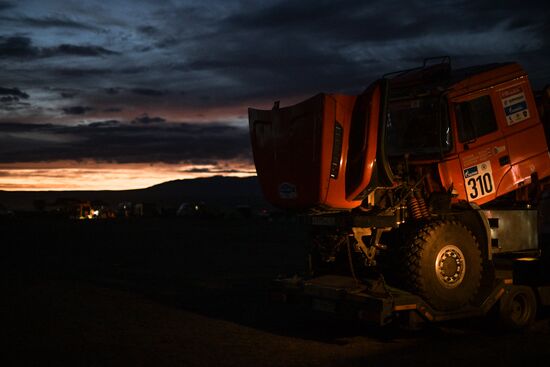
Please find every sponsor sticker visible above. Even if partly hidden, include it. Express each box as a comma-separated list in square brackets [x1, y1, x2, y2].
[463, 165, 479, 178]
[501, 86, 530, 125]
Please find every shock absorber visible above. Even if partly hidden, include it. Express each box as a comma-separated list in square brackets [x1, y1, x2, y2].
[416, 194, 430, 218]
[407, 191, 430, 220]
[407, 195, 423, 220]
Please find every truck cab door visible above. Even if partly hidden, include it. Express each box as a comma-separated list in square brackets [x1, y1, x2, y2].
[453, 91, 510, 205]
[344, 79, 394, 202]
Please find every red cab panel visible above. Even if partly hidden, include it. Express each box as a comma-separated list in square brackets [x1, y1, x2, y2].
[249, 82, 384, 211]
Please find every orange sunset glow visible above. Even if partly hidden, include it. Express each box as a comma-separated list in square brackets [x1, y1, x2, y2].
[0, 161, 256, 191]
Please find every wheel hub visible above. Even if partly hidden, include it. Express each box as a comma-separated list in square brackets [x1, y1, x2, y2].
[435, 245, 466, 288]
[510, 295, 528, 323]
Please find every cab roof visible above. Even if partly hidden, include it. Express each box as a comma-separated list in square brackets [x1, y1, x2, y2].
[388, 61, 526, 98]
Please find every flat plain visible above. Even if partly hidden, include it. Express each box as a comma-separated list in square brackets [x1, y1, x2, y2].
[2, 216, 550, 366]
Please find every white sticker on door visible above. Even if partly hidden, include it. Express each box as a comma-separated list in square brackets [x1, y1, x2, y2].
[501, 86, 530, 125]
[463, 160, 494, 200]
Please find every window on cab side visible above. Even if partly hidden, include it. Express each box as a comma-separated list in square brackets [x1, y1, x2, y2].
[455, 95, 498, 142]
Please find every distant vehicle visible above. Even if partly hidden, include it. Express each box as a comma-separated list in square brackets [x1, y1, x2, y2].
[249, 57, 550, 328]
[78, 201, 98, 219]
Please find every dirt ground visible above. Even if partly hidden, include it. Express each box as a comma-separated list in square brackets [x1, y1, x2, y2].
[2, 217, 550, 366]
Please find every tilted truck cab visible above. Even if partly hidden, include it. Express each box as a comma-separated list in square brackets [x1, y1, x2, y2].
[249, 81, 392, 211]
[250, 61, 550, 210]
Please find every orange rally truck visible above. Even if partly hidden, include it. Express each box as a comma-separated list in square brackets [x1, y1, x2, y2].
[249, 57, 550, 328]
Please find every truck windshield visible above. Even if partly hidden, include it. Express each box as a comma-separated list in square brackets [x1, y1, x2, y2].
[386, 97, 451, 157]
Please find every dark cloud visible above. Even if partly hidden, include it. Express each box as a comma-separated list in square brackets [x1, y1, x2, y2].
[135, 21, 182, 49]
[60, 92, 77, 99]
[0, 101, 30, 111]
[224, 0, 547, 44]
[62, 106, 93, 115]
[0, 36, 37, 58]
[0, 35, 117, 60]
[0, 86, 31, 111]
[87, 120, 119, 128]
[0, 96, 18, 102]
[120, 66, 149, 74]
[0, 1, 13, 12]
[137, 25, 160, 36]
[131, 88, 167, 97]
[131, 114, 166, 125]
[1, 15, 100, 31]
[225, 0, 355, 34]
[54, 68, 112, 77]
[51, 44, 117, 57]
[154, 36, 179, 49]
[105, 87, 120, 95]
[170, 0, 550, 99]
[103, 107, 122, 112]
[0, 122, 52, 132]
[0, 121, 251, 164]
[0, 87, 29, 99]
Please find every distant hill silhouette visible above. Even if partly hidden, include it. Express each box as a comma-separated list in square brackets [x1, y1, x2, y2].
[0, 176, 265, 211]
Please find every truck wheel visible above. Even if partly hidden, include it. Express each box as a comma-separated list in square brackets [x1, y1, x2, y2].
[498, 286, 537, 330]
[404, 220, 482, 311]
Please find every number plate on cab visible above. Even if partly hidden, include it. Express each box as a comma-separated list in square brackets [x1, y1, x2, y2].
[463, 160, 495, 201]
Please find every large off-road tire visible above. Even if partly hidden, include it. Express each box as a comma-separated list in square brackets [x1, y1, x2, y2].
[403, 220, 482, 311]
[498, 286, 537, 330]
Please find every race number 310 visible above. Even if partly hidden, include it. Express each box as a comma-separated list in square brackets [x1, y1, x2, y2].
[463, 161, 495, 200]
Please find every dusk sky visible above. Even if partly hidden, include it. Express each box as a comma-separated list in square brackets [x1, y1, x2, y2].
[1, 0, 549, 190]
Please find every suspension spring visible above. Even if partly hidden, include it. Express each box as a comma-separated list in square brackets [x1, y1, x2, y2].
[417, 196, 430, 218]
[407, 196, 423, 220]
[407, 195, 430, 220]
